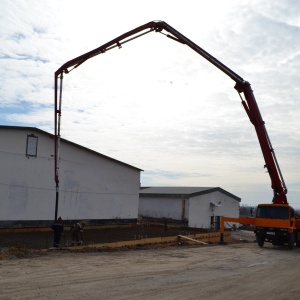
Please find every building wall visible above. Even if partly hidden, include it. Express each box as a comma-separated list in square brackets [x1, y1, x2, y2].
[58, 140, 140, 220]
[0, 128, 140, 227]
[138, 197, 186, 220]
[139, 191, 240, 229]
[188, 191, 240, 229]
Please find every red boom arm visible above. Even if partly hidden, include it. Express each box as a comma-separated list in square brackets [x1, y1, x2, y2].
[54, 20, 287, 219]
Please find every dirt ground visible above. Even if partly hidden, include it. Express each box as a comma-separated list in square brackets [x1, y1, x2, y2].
[1, 231, 300, 300]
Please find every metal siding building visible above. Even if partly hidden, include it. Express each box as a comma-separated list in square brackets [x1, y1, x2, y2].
[0, 126, 141, 228]
[139, 187, 241, 229]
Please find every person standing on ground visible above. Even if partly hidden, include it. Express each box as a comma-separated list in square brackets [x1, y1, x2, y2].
[51, 217, 64, 248]
[70, 222, 85, 246]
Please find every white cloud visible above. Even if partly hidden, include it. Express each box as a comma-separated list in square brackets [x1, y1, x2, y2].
[0, 0, 300, 207]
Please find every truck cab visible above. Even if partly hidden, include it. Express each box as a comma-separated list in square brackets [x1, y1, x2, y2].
[254, 204, 300, 249]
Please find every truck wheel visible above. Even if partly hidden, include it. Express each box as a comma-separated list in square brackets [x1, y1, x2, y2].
[295, 233, 300, 247]
[288, 234, 294, 249]
[257, 235, 264, 247]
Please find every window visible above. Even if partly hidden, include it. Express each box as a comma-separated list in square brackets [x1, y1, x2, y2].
[256, 205, 289, 219]
[26, 134, 38, 157]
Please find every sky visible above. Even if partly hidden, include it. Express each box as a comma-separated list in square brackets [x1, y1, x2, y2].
[1, 0, 300, 208]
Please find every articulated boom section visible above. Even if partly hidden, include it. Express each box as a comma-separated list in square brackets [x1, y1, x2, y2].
[159, 22, 288, 205]
[235, 83, 287, 204]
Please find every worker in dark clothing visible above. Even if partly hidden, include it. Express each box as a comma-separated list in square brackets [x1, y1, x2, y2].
[51, 217, 64, 248]
[70, 222, 85, 246]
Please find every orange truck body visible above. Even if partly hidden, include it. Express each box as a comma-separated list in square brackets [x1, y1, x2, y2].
[221, 204, 300, 249]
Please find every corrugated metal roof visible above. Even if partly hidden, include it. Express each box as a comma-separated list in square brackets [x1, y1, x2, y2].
[140, 186, 241, 201]
[140, 187, 213, 194]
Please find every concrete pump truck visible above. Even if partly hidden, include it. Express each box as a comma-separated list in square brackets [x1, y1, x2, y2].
[54, 21, 300, 248]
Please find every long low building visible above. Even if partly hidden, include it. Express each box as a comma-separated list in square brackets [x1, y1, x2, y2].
[0, 126, 142, 228]
[139, 187, 241, 229]
[0, 126, 241, 230]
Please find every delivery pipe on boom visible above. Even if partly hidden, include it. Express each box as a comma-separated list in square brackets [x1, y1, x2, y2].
[54, 72, 63, 221]
[54, 21, 288, 218]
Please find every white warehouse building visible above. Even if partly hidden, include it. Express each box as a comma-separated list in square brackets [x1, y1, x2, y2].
[0, 126, 142, 228]
[139, 187, 241, 229]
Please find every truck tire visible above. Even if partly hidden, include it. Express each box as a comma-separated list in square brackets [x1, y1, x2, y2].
[257, 235, 264, 247]
[288, 234, 294, 249]
[296, 232, 300, 247]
